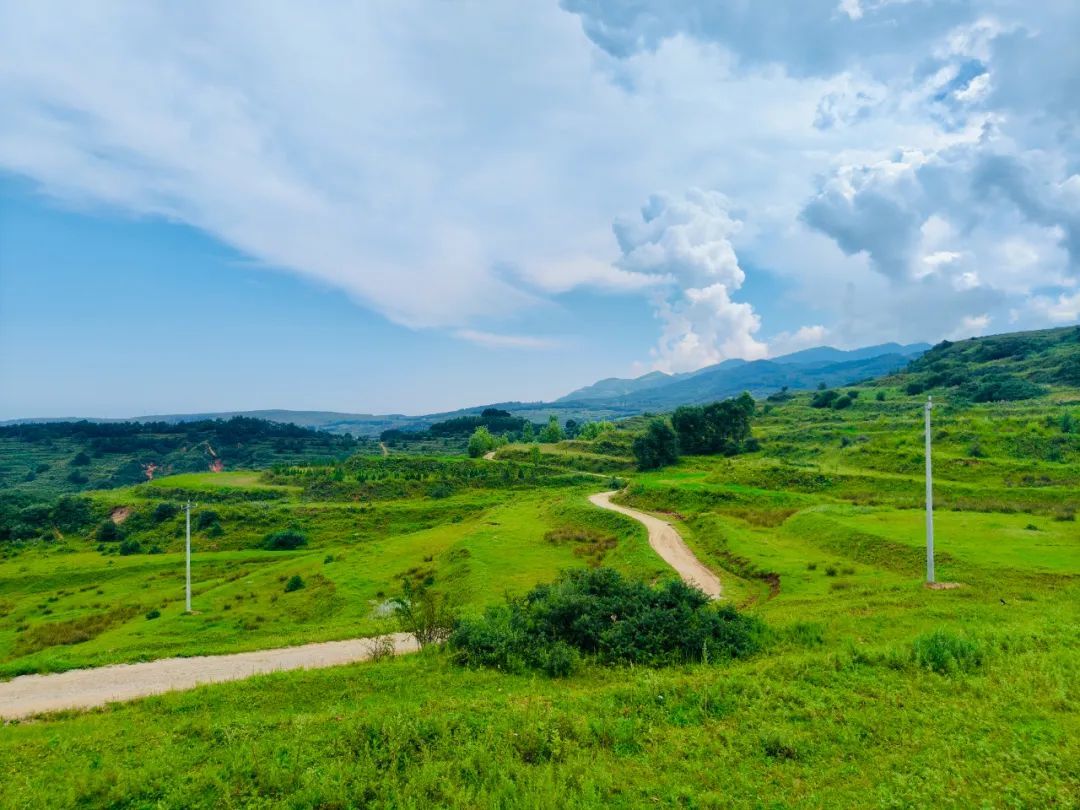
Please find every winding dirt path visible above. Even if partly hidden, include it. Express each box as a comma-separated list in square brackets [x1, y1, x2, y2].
[0, 634, 417, 720]
[589, 491, 722, 599]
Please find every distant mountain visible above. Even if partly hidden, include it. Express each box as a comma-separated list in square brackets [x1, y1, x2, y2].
[557, 370, 675, 402]
[601, 353, 914, 410]
[554, 341, 930, 408]
[771, 342, 930, 366]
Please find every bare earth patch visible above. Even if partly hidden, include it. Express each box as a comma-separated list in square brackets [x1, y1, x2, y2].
[925, 582, 964, 590]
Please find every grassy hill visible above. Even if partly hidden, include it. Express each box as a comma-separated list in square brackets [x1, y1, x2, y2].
[0, 326, 1077, 807]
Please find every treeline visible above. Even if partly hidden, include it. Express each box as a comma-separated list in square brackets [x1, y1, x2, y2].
[383, 408, 595, 450]
[632, 393, 758, 471]
[2, 416, 356, 450]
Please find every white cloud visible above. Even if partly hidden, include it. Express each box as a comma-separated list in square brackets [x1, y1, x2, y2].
[0, 0, 1078, 370]
[769, 325, 830, 356]
[612, 190, 766, 372]
[452, 330, 562, 350]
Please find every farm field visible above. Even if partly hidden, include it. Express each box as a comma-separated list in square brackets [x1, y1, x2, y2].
[1, 332, 1079, 807]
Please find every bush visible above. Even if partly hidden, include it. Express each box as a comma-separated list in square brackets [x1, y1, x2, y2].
[152, 502, 179, 523]
[392, 580, 458, 648]
[196, 510, 221, 531]
[449, 568, 765, 676]
[97, 520, 122, 543]
[811, 390, 839, 408]
[118, 539, 142, 556]
[632, 419, 680, 471]
[263, 529, 309, 550]
[912, 630, 984, 675]
[284, 575, 305, 592]
[145, 609, 161, 620]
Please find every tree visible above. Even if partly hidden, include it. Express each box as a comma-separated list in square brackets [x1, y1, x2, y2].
[521, 421, 536, 443]
[632, 419, 680, 470]
[539, 415, 563, 443]
[467, 426, 496, 458]
[564, 419, 580, 439]
[671, 393, 756, 456]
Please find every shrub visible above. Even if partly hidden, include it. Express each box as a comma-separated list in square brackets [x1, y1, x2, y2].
[912, 630, 984, 675]
[875, 391, 887, 402]
[632, 419, 680, 470]
[152, 502, 179, 523]
[392, 579, 458, 648]
[145, 609, 161, 620]
[284, 575, 305, 592]
[71, 451, 91, 467]
[118, 539, 142, 556]
[811, 390, 839, 408]
[196, 510, 221, 531]
[263, 529, 309, 550]
[449, 568, 765, 676]
[97, 520, 122, 543]
[824, 565, 838, 577]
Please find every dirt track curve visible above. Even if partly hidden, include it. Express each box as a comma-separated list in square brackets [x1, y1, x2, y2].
[0, 634, 417, 720]
[589, 491, 722, 599]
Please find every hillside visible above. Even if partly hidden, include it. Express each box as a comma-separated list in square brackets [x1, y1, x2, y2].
[0, 417, 365, 499]
[876, 326, 1080, 401]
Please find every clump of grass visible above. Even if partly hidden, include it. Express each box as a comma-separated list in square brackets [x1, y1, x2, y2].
[806, 562, 817, 571]
[912, 630, 984, 675]
[145, 609, 161, 620]
[284, 575, 305, 593]
[824, 565, 838, 577]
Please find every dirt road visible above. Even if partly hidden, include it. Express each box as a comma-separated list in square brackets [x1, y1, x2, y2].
[589, 491, 722, 599]
[0, 634, 418, 720]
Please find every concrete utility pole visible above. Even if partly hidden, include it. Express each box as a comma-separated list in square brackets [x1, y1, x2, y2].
[925, 396, 935, 584]
[184, 501, 193, 613]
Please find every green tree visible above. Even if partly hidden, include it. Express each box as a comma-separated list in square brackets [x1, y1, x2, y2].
[467, 426, 496, 458]
[539, 415, 563, 443]
[521, 421, 536, 443]
[671, 393, 756, 456]
[632, 419, 680, 470]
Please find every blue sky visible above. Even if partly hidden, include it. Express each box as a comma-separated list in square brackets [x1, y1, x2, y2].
[1, 1, 1078, 419]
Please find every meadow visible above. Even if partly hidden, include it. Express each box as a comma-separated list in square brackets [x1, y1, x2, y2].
[1, 332, 1078, 807]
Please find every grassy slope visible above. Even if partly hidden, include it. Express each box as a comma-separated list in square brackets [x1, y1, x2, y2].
[0, 467, 663, 677]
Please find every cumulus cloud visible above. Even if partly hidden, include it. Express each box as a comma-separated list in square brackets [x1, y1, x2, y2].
[612, 190, 766, 372]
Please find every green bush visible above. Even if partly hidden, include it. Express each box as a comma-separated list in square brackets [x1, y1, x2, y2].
[118, 539, 142, 556]
[97, 520, 122, 543]
[912, 630, 984, 675]
[152, 502, 179, 523]
[632, 419, 680, 471]
[263, 529, 309, 550]
[145, 609, 161, 620]
[449, 568, 765, 676]
[284, 575, 305, 592]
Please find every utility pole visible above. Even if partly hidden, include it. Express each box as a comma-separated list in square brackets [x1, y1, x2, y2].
[184, 500, 192, 612]
[925, 396, 935, 584]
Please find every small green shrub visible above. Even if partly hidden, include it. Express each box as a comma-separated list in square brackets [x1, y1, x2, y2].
[152, 502, 179, 523]
[912, 630, 984, 675]
[263, 529, 309, 550]
[824, 565, 838, 577]
[284, 575, 305, 593]
[118, 539, 142, 556]
[145, 609, 161, 620]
